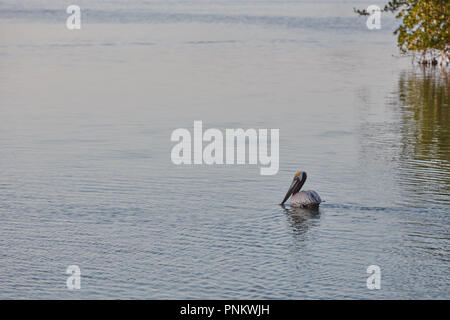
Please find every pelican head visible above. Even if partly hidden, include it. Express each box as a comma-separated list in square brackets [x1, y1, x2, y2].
[280, 171, 322, 207]
[280, 171, 307, 205]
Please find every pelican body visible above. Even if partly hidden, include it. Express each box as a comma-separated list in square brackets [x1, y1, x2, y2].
[280, 171, 322, 207]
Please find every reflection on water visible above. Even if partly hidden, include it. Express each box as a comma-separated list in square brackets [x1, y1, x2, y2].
[357, 67, 450, 209]
[394, 68, 450, 207]
[397, 68, 449, 162]
[283, 206, 321, 237]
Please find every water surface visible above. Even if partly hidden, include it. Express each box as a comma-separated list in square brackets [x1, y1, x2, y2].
[0, 0, 449, 299]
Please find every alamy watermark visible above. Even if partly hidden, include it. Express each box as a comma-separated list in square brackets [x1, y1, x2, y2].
[366, 265, 381, 290]
[170, 121, 279, 175]
[65, 4, 380, 31]
[366, 5, 381, 30]
[66, 265, 81, 290]
[66, 5, 81, 30]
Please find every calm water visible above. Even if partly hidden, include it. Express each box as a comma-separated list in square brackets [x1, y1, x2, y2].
[0, 1, 449, 299]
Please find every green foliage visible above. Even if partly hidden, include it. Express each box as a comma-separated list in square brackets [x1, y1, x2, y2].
[355, 0, 450, 64]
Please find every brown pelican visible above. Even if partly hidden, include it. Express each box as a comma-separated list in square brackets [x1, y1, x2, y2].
[280, 171, 322, 207]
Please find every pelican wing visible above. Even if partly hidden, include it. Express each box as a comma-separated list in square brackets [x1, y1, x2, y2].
[291, 190, 321, 207]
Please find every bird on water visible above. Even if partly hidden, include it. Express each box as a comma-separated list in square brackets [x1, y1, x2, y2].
[280, 171, 322, 207]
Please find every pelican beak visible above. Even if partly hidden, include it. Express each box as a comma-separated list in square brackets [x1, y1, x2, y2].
[280, 176, 301, 205]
